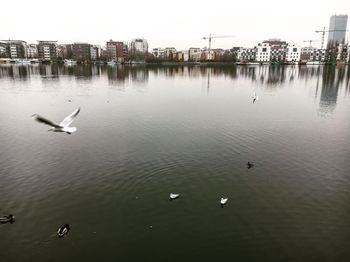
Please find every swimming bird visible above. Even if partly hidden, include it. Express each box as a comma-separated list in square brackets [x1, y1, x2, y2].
[57, 224, 70, 238]
[252, 92, 259, 104]
[220, 198, 228, 208]
[170, 193, 180, 200]
[247, 161, 254, 169]
[0, 214, 15, 224]
[32, 107, 80, 134]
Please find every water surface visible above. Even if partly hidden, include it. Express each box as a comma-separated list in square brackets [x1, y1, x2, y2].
[0, 64, 350, 262]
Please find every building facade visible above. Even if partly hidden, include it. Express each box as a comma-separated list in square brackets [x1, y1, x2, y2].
[235, 47, 256, 62]
[130, 38, 148, 53]
[256, 43, 271, 62]
[106, 40, 127, 62]
[1, 40, 27, 58]
[38, 41, 57, 61]
[328, 14, 348, 47]
[285, 43, 301, 62]
[151, 48, 165, 58]
[164, 47, 177, 60]
[189, 48, 201, 61]
[72, 43, 91, 62]
[27, 44, 38, 58]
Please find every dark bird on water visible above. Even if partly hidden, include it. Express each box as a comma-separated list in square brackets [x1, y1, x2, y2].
[0, 214, 15, 224]
[58, 224, 71, 238]
[247, 161, 254, 169]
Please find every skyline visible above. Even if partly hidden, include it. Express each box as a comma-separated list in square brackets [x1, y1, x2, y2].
[1, 0, 350, 50]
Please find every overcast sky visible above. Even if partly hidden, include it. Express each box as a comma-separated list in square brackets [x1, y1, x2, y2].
[1, 0, 349, 50]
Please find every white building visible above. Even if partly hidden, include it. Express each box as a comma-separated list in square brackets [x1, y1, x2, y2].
[131, 38, 148, 53]
[285, 43, 301, 62]
[256, 43, 271, 62]
[151, 48, 165, 58]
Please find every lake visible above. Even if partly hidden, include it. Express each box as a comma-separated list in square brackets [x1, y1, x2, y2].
[0, 64, 350, 262]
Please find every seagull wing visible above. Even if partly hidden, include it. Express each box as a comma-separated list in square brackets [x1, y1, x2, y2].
[32, 114, 60, 128]
[59, 107, 80, 127]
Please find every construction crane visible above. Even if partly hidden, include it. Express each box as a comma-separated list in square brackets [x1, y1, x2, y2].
[202, 34, 235, 59]
[303, 39, 320, 47]
[315, 27, 349, 49]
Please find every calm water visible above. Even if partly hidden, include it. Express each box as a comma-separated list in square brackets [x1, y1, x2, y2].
[0, 64, 350, 262]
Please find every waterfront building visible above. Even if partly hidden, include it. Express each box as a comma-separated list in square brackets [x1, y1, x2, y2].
[106, 40, 127, 62]
[327, 14, 348, 47]
[72, 43, 91, 62]
[177, 50, 189, 61]
[256, 43, 271, 62]
[27, 44, 38, 58]
[0, 41, 8, 57]
[336, 43, 349, 62]
[130, 38, 148, 53]
[164, 47, 177, 60]
[38, 41, 57, 61]
[301, 47, 317, 62]
[90, 45, 100, 61]
[285, 43, 301, 62]
[151, 48, 165, 58]
[1, 40, 27, 59]
[235, 47, 256, 62]
[311, 49, 326, 62]
[189, 48, 201, 61]
[264, 39, 287, 62]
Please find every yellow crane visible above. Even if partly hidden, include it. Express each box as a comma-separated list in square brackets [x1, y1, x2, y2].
[202, 34, 235, 60]
[315, 27, 349, 49]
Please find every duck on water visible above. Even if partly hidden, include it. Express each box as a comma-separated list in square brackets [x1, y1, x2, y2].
[0, 214, 15, 224]
[58, 224, 71, 238]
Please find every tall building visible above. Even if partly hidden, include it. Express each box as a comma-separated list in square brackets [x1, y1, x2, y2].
[38, 41, 57, 61]
[327, 14, 348, 47]
[130, 38, 148, 53]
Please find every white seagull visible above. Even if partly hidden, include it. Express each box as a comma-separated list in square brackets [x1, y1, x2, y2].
[32, 107, 80, 135]
[170, 193, 180, 200]
[220, 197, 228, 207]
[252, 92, 259, 104]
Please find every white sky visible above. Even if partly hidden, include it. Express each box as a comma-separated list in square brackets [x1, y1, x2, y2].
[1, 0, 349, 50]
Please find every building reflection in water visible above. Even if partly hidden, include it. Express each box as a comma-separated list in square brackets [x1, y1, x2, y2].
[0, 64, 349, 112]
[318, 65, 349, 117]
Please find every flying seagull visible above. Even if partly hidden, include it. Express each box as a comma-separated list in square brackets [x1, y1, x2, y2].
[220, 198, 228, 208]
[170, 193, 180, 200]
[252, 92, 259, 104]
[32, 108, 80, 134]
